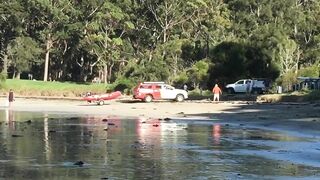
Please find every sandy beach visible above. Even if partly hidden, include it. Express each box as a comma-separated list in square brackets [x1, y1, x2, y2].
[2, 98, 239, 118]
[2, 97, 320, 136]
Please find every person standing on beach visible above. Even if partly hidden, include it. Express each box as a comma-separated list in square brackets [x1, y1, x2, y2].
[246, 80, 251, 95]
[8, 89, 14, 107]
[183, 84, 188, 92]
[212, 84, 222, 102]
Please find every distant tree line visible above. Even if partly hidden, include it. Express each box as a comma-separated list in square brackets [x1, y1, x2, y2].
[1, 0, 319, 90]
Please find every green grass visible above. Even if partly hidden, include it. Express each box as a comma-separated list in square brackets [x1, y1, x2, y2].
[1, 79, 110, 97]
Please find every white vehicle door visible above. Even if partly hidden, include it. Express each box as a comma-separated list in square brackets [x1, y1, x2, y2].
[234, 80, 246, 92]
[160, 85, 176, 99]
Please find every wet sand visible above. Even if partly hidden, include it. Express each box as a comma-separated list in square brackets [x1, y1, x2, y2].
[2, 97, 320, 136]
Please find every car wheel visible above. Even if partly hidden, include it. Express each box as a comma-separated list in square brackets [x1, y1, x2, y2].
[227, 88, 235, 94]
[98, 100, 104, 105]
[176, 94, 184, 102]
[144, 95, 153, 103]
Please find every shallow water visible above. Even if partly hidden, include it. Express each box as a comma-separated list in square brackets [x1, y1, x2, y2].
[0, 109, 320, 180]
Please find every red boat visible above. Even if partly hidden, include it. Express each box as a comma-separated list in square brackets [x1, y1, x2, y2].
[83, 91, 122, 105]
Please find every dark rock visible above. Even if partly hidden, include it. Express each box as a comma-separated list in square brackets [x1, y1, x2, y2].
[102, 119, 108, 122]
[258, 116, 268, 120]
[25, 120, 32, 124]
[249, 136, 263, 140]
[153, 124, 159, 127]
[74, 161, 84, 166]
[49, 130, 56, 133]
[108, 123, 115, 126]
[12, 134, 23, 137]
[164, 118, 171, 121]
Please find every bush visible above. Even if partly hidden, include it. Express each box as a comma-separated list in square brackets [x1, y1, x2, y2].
[110, 78, 136, 95]
[298, 65, 319, 78]
[188, 88, 212, 96]
[0, 73, 6, 89]
[276, 71, 297, 91]
[173, 71, 188, 87]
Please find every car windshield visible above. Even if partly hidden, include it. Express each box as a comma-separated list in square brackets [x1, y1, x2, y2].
[141, 85, 152, 89]
[236, 80, 244, 84]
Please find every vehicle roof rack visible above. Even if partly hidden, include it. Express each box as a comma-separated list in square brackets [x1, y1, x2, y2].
[143, 81, 165, 84]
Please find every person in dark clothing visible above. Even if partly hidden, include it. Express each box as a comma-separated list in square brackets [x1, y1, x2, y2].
[8, 89, 14, 107]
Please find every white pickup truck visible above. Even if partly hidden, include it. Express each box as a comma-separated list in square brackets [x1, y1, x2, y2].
[225, 79, 270, 94]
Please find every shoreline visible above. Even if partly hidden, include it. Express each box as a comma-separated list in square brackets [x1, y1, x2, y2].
[1, 97, 320, 137]
[1, 97, 319, 117]
[2, 97, 242, 118]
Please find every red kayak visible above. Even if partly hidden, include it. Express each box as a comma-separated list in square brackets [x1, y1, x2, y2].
[83, 91, 122, 105]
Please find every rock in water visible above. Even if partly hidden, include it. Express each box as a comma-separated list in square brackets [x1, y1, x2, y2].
[74, 161, 84, 166]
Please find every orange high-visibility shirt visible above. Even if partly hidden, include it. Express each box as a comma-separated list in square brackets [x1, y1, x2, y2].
[212, 86, 222, 94]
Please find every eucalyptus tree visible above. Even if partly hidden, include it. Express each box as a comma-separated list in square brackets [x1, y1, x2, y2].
[129, 0, 213, 82]
[184, 0, 232, 55]
[0, 0, 27, 78]
[132, 0, 207, 54]
[7, 36, 42, 79]
[186, 59, 210, 89]
[289, 0, 320, 68]
[227, 0, 320, 77]
[25, 0, 74, 81]
[262, 0, 320, 75]
[79, 0, 134, 83]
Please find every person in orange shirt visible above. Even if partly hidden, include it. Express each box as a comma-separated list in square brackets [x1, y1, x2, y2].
[212, 84, 222, 102]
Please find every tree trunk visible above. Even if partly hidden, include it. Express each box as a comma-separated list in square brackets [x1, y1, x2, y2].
[108, 62, 114, 83]
[15, 72, 21, 79]
[104, 64, 108, 84]
[295, 48, 301, 74]
[2, 54, 8, 78]
[44, 35, 52, 82]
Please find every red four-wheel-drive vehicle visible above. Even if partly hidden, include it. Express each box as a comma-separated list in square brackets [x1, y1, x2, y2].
[133, 82, 188, 102]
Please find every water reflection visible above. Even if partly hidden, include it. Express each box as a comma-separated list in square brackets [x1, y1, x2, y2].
[5, 108, 15, 130]
[0, 110, 320, 179]
[212, 124, 221, 145]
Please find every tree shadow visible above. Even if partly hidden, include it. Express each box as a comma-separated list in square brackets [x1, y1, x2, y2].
[188, 94, 259, 101]
[184, 102, 320, 135]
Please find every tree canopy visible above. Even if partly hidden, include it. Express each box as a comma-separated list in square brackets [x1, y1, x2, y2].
[0, 0, 319, 89]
